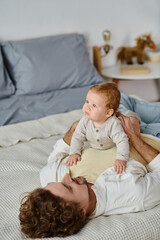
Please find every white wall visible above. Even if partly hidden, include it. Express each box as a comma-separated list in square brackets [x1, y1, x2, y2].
[0, 0, 160, 101]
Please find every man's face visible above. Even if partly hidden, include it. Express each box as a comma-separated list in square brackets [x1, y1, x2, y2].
[44, 173, 90, 214]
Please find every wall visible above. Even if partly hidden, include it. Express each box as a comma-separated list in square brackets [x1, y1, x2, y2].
[0, 0, 160, 100]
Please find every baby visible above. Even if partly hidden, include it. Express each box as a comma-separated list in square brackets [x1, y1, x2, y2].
[66, 82, 129, 174]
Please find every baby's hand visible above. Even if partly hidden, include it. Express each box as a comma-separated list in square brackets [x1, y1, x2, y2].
[114, 160, 126, 174]
[66, 154, 81, 166]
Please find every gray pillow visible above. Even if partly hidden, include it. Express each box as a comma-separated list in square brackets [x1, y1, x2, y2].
[0, 47, 15, 98]
[1, 34, 103, 95]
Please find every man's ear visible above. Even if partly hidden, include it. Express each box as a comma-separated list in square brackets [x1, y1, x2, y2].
[81, 207, 87, 216]
[106, 109, 114, 117]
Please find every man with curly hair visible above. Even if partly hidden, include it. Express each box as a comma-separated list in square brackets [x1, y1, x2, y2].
[19, 114, 160, 238]
[19, 121, 93, 238]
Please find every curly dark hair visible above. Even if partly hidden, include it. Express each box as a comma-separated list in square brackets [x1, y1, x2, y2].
[19, 188, 87, 238]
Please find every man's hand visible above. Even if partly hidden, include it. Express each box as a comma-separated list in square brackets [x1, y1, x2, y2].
[114, 159, 126, 174]
[66, 154, 81, 166]
[117, 112, 159, 164]
[117, 112, 140, 141]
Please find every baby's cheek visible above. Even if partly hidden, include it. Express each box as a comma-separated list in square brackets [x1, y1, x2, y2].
[82, 105, 86, 113]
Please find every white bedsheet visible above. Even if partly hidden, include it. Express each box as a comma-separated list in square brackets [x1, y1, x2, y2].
[0, 109, 160, 240]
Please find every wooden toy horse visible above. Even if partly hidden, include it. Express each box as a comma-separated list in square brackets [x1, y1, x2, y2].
[117, 34, 156, 64]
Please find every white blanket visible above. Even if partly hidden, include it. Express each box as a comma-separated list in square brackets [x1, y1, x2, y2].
[0, 109, 160, 240]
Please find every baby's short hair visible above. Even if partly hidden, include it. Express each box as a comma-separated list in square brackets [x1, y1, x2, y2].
[90, 82, 121, 112]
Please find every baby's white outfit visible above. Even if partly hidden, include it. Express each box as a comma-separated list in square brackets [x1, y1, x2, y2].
[70, 115, 129, 161]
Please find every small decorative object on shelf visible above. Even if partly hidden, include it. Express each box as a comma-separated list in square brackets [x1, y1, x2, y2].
[93, 30, 113, 75]
[120, 65, 149, 75]
[117, 34, 156, 65]
[146, 49, 160, 62]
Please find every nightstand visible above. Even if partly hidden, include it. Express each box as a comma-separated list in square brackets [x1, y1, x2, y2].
[102, 62, 160, 100]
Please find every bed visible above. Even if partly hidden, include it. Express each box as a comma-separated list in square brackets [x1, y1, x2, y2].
[0, 33, 102, 126]
[0, 33, 160, 240]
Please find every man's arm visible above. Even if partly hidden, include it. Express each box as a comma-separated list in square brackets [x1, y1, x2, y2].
[63, 121, 79, 146]
[118, 113, 159, 164]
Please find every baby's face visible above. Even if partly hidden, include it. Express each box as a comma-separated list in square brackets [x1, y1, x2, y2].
[83, 90, 111, 124]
